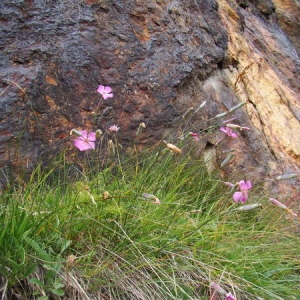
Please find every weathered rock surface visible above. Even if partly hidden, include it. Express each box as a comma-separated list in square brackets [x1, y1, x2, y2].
[0, 0, 299, 202]
[216, 0, 300, 202]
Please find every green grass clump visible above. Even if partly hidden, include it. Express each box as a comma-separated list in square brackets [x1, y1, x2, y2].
[0, 143, 299, 300]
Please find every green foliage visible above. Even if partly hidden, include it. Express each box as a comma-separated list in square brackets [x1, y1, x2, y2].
[0, 143, 299, 299]
[0, 203, 35, 284]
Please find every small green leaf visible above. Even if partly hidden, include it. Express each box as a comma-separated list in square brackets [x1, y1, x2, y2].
[51, 288, 64, 296]
[23, 265, 36, 278]
[54, 279, 65, 289]
[60, 239, 72, 254]
[29, 278, 45, 287]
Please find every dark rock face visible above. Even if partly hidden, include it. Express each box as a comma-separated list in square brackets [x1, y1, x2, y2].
[0, 0, 299, 201]
[0, 0, 226, 166]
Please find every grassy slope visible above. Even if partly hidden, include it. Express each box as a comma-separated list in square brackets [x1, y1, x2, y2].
[1, 142, 299, 300]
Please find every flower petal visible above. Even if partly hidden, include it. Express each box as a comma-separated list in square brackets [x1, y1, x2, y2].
[73, 130, 96, 151]
[233, 191, 248, 203]
[245, 180, 252, 189]
[97, 85, 105, 94]
[233, 191, 243, 202]
[74, 140, 95, 151]
[88, 132, 96, 141]
[102, 93, 113, 100]
[79, 130, 88, 140]
[104, 86, 112, 93]
[230, 132, 238, 138]
[239, 180, 252, 191]
[226, 292, 235, 300]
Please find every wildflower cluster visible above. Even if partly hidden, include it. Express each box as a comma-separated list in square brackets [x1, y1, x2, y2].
[69, 85, 121, 153]
[67, 83, 298, 300]
[70, 84, 298, 216]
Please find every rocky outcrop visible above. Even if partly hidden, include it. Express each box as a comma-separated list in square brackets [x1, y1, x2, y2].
[0, 0, 299, 200]
[0, 0, 226, 164]
[210, 0, 299, 200]
[217, 0, 300, 200]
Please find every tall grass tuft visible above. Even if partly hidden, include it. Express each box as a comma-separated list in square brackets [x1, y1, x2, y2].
[0, 140, 299, 299]
[1, 84, 299, 299]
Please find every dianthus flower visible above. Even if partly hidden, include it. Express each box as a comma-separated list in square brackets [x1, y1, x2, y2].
[97, 85, 113, 100]
[210, 282, 235, 300]
[220, 126, 238, 138]
[73, 130, 96, 151]
[233, 180, 252, 203]
[189, 132, 200, 141]
[109, 124, 120, 132]
[226, 292, 235, 300]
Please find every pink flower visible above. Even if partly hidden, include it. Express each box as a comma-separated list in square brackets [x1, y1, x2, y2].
[233, 180, 252, 203]
[97, 85, 113, 100]
[73, 130, 96, 151]
[210, 282, 235, 300]
[226, 292, 235, 300]
[220, 127, 238, 138]
[269, 198, 298, 217]
[189, 132, 200, 141]
[109, 124, 120, 132]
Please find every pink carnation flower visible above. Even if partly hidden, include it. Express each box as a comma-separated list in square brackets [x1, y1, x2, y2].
[109, 124, 120, 132]
[220, 127, 238, 138]
[189, 132, 200, 141]
[226, 292, 235, 300]
[73, 130, 96, 151]
[233, 180, 252, 203]
[97, 85, 113, 100]
[210, 282, 235, 300]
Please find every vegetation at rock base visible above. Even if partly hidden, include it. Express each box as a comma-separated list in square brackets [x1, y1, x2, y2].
[0, 87, 299, 300]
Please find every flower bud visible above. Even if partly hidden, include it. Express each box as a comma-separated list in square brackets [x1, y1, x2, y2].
[275, 173, 298, 180]
[199, 101, 207, 108]
[226, 124, 250, 131]
[229, 101, 246, 112]
[70, 129, 82, 137]
[142, 193, 156, 199]
[226, 124, 241, 130]
[136, 122, 146, 136]
[96, 129, 103, 138]
[103, 191, 111, 200]
[67, 255, 76, 267]
[220, 153, 235, 167]
[236, 203, 262, 211]
[108, 140, 115, 157]
[182, 107, 194, 119]
[269, 198, 298, 217]
[214, 112, 228, 119]
[141, 193, 160, 204]
[163, 140, 182, 154]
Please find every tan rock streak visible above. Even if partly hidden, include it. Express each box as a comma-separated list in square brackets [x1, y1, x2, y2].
[216, 0, 300, 196]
